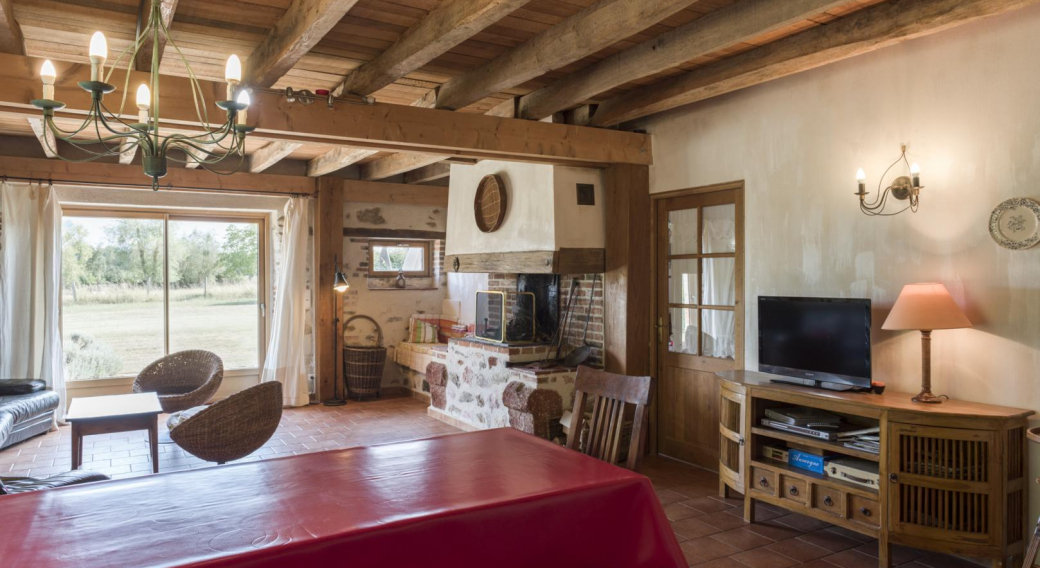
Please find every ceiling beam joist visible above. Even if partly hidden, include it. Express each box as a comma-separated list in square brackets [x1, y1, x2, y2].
[333, 0, 527, 98]
[360, 153, 446, 181]
[586, 0, 1040, 127]
[516, 0, 849, 121]
[0, 0, 23, 55]
[250, 140, 302, 173]
[306, 148, 377, 177]
[246, 0, 360, 88]
[0, 53, 650, 166]
[404, 162, 451, 184]
[134, 0, 179, 72]
[332, 178, 449, 206]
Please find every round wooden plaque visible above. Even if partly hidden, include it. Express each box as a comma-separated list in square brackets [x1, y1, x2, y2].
[474, 174, 507, 233]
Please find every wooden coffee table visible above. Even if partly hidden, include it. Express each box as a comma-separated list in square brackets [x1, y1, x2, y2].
[66, 392, 164, 474]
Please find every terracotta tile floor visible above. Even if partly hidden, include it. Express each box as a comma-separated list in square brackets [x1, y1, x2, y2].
[0, 400, 990, 567]
[0, 395, 461, 479]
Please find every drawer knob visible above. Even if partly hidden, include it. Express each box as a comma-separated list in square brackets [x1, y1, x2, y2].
[860, 507, 872, 517]
[823, 496, 833, 507]
[788, 486, 799, 496]
[758, 477, 769, 487]
[889, 473, 898, 483]
[738, 436, 745, 446]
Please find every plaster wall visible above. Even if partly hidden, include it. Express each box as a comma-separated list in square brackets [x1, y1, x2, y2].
[632, 5, 1040, 519]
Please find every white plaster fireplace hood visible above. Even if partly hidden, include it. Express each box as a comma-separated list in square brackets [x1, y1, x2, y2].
[445, 160, 607, 274]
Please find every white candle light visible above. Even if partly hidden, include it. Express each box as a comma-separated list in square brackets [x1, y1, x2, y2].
[40, 60, 56, 100]
[236, 90, 251, 125]
[225, 55, 241, 100]
[88, 32, 108, 82]
[856, 168, 866, 195]
[136, 84, 151, 125]
[910, 162, 921, 188]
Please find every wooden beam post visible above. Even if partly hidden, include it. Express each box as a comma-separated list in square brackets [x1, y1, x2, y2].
[360, 152, 446, 181]
[246, 0, 360, 88]
[403, 162, 450, 184]
[307, 147, 376, 177]
[603, 164, 651, 377]
[315, 177, 345, 402]
[250, 140, 302, 173]
[0, 0, 24, 56]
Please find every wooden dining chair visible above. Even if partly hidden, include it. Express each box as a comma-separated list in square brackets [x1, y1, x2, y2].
[566, 365, 654, 471]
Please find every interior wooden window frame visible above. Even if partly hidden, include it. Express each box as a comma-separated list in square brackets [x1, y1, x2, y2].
[60, 206, 268, 381]
[367, 238, 432, 278]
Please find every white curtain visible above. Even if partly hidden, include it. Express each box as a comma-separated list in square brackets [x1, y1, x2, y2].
[701, 204, 736, 360]
[261, 197, 310, 407]
[0, 182, 67, 423]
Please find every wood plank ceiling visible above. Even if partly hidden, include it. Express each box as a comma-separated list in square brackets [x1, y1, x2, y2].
[0, 0, 1021, 180]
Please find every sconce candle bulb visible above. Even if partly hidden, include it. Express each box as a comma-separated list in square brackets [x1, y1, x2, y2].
[855, 168, 867, 197]
[88, 32, 107, 82]
[40, 60, 56, 100]
[910, 162, 921, 188]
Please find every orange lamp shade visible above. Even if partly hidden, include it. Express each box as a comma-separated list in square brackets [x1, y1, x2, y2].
[882, 283, 972, 331]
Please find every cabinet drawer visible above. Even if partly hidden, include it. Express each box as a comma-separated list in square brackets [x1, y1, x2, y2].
[848, 494, 880, 528]
[779, 475, 808, 506]
[750, 466, 776, 496]
[812, 485, 843, 518]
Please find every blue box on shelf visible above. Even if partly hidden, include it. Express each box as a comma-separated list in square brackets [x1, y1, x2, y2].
[788, 449, 827, 474]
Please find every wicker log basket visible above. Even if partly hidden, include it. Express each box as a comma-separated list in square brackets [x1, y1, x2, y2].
[343, 315, 387, 400]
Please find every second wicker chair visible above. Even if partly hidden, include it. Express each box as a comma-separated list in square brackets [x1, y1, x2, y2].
[168, 381, 283, 465]
[134, 350, 224, 413]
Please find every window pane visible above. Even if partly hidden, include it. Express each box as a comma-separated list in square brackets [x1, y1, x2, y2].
[169, 220, 259, 369]
[372, 242, 425, 273]
[702, 204, 736, 253]
[702, 257, 735, 307]
[702, 309, 735, 360]
[669, 307, 698, 355]
[62, 217, 165, 379]
[668, 259, 697, 305]
[668, 208, 697, 255]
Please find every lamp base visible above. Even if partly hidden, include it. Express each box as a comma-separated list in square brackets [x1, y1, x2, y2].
[323, 398, 347, 407]
[911, 389, 943, 404]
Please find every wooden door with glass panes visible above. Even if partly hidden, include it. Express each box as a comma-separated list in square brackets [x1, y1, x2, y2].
[655, 185, 744, 469]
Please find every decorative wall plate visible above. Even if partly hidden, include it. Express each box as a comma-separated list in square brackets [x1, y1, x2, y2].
[989, 197, 1040, 250]
[474, 174, 507, 233]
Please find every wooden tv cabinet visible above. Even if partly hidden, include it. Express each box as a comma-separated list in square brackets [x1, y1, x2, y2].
[716, 370, 1034, 568]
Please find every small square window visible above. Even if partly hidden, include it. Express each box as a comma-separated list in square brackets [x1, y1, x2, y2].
[368, 239, 432, 277]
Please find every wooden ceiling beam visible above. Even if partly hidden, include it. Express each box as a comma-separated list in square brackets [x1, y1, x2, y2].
[403, 162, 451, 184]
[432, 0, 703, 112]
[182, 143, 217, 169]
[334, 178, 449, 206]
[360, 153, 446, 181]
[333, 0, 527, 98]
[246, 0, 360, 88]
[363, 0, 693, 179]
[586, 0, 1040, 127]
[134, 0, 179, 73]
[26, 117, 57, 158]
[118, 132, 137, 165]
[516, 0, 849, 121]
[0, 0, 23, 55]
[0, 53, 651, 167]
[250, 140, 302, 173]
[310, 0, 526, 176]
[0, 155, 316, 195]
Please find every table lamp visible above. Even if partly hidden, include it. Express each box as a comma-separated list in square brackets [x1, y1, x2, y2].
[882, 283, 972, 404]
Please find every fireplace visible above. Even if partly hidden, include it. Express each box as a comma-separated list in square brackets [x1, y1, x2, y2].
[475, 290, 536, 343]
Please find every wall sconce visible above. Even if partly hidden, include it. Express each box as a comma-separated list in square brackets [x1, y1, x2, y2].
[855, 144, 923, 216]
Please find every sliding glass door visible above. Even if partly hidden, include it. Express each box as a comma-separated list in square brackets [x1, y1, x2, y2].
[61, 210, 266, 381]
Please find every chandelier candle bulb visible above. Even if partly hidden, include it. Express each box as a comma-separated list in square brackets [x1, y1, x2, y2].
[135, 84, 150, 124]
[236, 90, 250, 124]
[40, 60, 56, 101]
[910, 163, 921, 188]
[88, 32, 108, 82]
[225, 55, 241, 99]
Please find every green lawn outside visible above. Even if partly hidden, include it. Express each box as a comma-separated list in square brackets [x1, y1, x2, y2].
[63, 290, 260, 379]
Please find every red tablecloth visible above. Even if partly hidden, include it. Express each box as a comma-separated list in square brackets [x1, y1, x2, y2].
[1, 428, 684, 568]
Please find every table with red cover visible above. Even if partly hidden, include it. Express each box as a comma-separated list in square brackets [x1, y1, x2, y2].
[1, 428, 685, 568]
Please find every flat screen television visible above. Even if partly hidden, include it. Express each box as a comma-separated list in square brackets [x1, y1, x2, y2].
[758, 296, 872, 391]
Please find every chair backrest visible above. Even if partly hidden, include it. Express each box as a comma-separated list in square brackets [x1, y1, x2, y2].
[566, 365, 653, 471]
[169, 381, 283, 464]
[135, 350, 223, 393]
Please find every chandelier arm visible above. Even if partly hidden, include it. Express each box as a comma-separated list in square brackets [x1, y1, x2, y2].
[96, 100, 149, 141]
[160, 123, 236, 157]
[159, 17, 214, 129]
[43, 111, 100, 140]
[196, 150, 247, 176]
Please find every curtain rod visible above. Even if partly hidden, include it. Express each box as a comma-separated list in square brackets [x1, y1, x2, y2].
[0, 175, 313, 199]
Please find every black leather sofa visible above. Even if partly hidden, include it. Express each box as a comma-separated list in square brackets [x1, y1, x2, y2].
[0, 380, 61, 450]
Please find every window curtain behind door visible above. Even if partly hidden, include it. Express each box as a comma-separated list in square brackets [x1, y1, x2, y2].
[261, 197, 310, 407]
[0, 182, 67, 423]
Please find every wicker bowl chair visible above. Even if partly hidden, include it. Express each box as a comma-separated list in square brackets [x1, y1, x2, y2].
[168, 381, 283, 465]
[134, 350, 224, 413]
